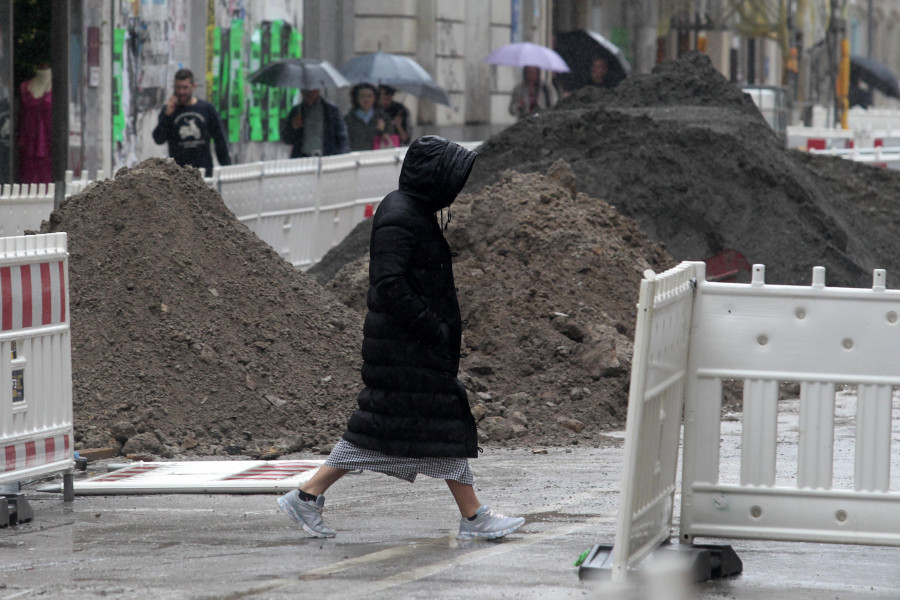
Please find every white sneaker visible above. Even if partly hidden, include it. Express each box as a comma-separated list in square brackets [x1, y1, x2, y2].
[277, 490, 336, 538]
[457, 504, 525, 539]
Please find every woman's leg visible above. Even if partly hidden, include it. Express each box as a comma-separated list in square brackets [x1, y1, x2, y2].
[445, 479, 482, 517]
[301, 465, 350, 496]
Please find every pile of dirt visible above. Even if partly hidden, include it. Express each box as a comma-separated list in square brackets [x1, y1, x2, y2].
[319, 51, 900, 289]
[468, 51, 896, 288]
[41, 159, 364, 458]
[326, 161, 674, 447]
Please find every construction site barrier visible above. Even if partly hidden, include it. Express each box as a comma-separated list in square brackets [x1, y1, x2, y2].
[808, 145, 900, 170]
[786, 125, 855, 151]
[0, 184, 56, 238]
[0, 233, 75, 524]
[581, 261, 900, 582]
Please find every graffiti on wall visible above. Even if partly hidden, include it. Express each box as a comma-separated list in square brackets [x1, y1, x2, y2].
[113, 0, 302, 171]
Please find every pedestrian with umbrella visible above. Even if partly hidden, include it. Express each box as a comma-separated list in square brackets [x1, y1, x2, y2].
[340, 51, 454, 147]
[553, 30, 631, 94]
[377, 85, 412, 145]
[482, 42, 568, 119]
[247, 58, 350, 157]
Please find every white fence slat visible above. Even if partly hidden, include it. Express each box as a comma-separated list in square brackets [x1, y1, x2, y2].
[854, 383, 892, 492]
[740, 379, 778, 486]
[798, 381, 835, 489]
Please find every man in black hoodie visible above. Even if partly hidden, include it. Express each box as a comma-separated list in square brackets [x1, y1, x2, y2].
[278, 136, 525, 540]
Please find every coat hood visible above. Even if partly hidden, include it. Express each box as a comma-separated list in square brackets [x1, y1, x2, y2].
[398, 136, 477, 211]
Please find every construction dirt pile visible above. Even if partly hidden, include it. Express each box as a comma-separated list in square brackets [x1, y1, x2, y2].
[317, 51, 900, 291]
[468, 50, 900, 289]
[41, 159, 365, 458]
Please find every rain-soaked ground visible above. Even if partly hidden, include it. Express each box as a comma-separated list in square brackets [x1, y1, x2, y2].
[3, 393, 900, 599]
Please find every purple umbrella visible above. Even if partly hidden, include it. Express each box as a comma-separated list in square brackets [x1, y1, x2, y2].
[483, 42, 570, 73]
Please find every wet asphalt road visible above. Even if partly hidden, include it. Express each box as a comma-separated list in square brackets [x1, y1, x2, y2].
[4, 395, 900, 599]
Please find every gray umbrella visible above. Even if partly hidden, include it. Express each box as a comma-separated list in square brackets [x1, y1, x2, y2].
[339, 51, 453, 106]
[247, 58, 350, 90]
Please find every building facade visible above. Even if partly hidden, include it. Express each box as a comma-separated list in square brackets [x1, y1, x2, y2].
[0, 0, 896, 190]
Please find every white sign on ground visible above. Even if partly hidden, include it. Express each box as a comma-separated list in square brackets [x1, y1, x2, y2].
[40, 460, 324, 495]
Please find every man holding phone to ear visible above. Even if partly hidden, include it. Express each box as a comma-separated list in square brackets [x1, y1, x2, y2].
[153, 68, 231, 177]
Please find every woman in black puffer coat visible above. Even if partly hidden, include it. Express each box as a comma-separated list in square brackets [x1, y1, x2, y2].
[277, 136, 525, 541]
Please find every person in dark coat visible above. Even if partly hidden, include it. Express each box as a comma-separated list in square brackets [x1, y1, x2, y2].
[280, 88, 350, 158]
[277, 136, 525, 540]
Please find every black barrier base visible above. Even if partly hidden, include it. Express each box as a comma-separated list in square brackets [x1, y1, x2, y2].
[578, 542, 742, 582]
[1, 495, 35, 527]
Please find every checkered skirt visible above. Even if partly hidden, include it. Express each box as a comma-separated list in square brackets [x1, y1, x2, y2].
[324, 438, 475, 485]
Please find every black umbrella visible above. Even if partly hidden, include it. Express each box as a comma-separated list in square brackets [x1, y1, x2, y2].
[850, 55, 900, 100]
[554, 30, 631, 92]
[339, 51, 453, 106]
[247, 58, 350, 90]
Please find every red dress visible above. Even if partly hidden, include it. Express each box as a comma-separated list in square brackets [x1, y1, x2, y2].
[17, 80, 52, 184]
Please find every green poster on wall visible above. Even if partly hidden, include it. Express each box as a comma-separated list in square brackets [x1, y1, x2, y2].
[218, 27, 231, 132]
[211, 26, 221, 110]
[112, 28, 125, 142]
[267, 20, 283, 141]
[249, 27, 263, 141]
[228, 19, 244, 142]
[282, 26, 302, 122]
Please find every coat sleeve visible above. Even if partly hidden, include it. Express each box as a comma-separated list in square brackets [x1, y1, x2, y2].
[369, 211, 444, 346]
[280, 105, 302, 146]
[152, 108, 172, 145]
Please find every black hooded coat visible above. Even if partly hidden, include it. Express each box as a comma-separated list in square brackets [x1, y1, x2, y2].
[342, 136, 479, 458]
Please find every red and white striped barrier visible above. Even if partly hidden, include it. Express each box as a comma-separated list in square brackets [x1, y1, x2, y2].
[0, 233, 74, 519]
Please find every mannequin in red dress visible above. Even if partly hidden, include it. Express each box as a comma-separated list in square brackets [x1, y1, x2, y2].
[18, 64, 53, 184]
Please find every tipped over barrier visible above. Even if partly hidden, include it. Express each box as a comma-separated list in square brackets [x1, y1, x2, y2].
[581, 261, 900, 581]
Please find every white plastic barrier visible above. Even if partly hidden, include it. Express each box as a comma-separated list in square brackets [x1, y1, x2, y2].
[848, 107, 900, 132]
[786, 125, 855, 151]
[0, 233, 74, 518]
[809, 145, 900, 170]
[0, 184, 56, 238]
[582, 261, 900, 581]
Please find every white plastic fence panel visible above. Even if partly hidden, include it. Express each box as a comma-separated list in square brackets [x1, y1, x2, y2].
[217, 161, 264, 225]
[302, 152, 362, 268]
[848, 108, 900, 132]
[0, 184, 55, 237]
[809, 145, 900, 170]
[256, 157, 320, 264]
[610, 263, 698, 581]
[65, 169, 107, 199]
[680, 263, 900, 547]
[786, 126, 854, 151]
[354, 148, 402, 205]
[0, 233, 73, 486]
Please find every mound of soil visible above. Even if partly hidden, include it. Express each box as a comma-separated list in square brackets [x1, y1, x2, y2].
[41, 159, 364, 457]
[326, 161, 675, 447]
[468, 51, 885, 288]
[319, 51, 900, 289]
